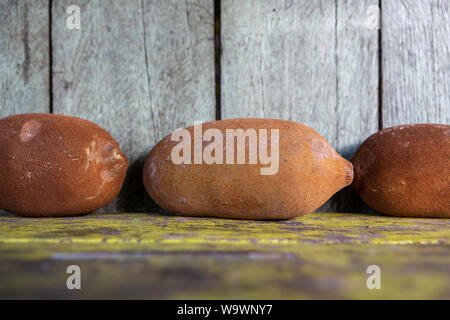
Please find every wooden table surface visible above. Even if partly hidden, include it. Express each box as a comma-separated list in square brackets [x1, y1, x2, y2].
[0, 212, 448, 299]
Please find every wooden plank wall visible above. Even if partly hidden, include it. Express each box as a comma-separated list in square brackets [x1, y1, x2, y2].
[0, 0, 50, 117]
[0, 0, 448, 213]
[221, 0, 379, 211]
[382, 0, 450, 126]
[52, 0, 215, 212]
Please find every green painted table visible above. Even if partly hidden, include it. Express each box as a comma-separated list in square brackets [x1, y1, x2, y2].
[0, 212, 449, 299]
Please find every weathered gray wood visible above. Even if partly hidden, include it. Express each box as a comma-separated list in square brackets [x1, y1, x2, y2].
[0, 0, 50, 117]
[332, 0, 379, 212]
[52, 0, 215, 212]
[142, 0, 216, 136]
[382, 0, 450, 127]
[221, 0, 379, 211]
[221, 0, 337, 133]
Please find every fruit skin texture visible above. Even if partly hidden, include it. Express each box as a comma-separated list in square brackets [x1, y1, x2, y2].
[144, 118, 353, 220]
[0, 114, 129, 217]
[351, 124, 450, 218]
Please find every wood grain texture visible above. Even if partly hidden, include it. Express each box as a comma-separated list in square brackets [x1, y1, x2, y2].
[0, 212, 449, 299]
[141, 0, 216, 137]
[382, 0, 450, 127]
[1, 212, 448, 245]
[52, 0, 215, 212]
[221, 0, 379, 211]
[331, 0, 379, 212]
[0, 0, 50, 117]
[221, 0, 337, 129]
[52, 0, 152, 213]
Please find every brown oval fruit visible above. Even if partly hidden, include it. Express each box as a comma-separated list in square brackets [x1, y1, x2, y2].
[143, 118, 353, 219]
[0, 114, 129, 217]
[351, 124, 449, 218]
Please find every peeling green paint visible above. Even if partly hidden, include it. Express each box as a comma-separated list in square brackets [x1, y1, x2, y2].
[0, 212, 448, 299]
[0, 212, 448, 245]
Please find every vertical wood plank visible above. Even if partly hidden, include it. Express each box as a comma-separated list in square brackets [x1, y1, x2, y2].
[333, 0, 379, 212]
[139, 0, 215, 211]
[52, 0, 215, 212]
[52, 0, 151, 213]
[221, 0, 379, 212]
[142, 0, 216, 138]
[382, 0, 450, 126]
[221, 0, 337, 137]
[0, 0, 50, 117]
